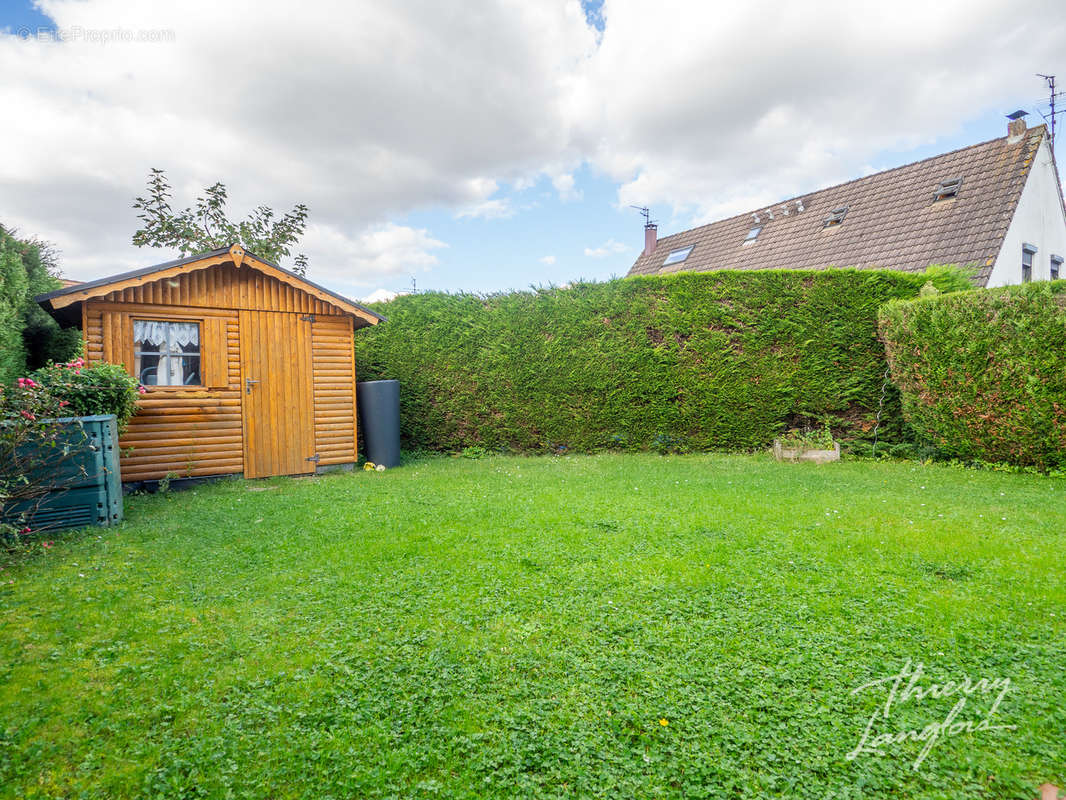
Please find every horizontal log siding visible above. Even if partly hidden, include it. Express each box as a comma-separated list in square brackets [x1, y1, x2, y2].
[83, 264, 362, 481]
[86, 303, 244, 481]
[312, 315, 358, 465]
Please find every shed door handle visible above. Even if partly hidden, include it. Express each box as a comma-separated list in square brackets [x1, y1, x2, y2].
[246, 378, 260, 394]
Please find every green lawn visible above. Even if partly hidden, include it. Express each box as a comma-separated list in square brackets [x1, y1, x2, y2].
[1, 454, 1063, 799]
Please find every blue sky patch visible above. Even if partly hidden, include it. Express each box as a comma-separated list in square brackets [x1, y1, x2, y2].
[0, 0, 57, 36]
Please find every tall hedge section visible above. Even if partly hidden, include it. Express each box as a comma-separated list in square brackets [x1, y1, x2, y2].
[359, 268, 968, 454]
[879, 281, 1066, 470]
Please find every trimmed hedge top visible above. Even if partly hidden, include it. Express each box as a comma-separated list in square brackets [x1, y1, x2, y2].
[359, 268, 965, 454]
[879, 280, 1066, 470]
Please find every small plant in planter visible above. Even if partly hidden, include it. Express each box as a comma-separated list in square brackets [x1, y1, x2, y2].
[773, 423, 840, 463]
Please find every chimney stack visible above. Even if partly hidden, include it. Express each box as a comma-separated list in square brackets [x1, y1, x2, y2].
[644, 222, 658, 256]
[1006, 110, 1028, 143]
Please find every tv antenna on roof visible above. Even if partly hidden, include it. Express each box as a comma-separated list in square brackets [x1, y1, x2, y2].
[630, 205, 656, 228]
[1037, 73, 1063, 156]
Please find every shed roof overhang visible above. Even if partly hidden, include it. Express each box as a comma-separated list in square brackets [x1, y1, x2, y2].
[36, 244, 386, 329]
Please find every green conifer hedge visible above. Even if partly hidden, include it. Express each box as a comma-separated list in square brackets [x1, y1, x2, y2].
[358, 268, 968, 454]
[879, 281, 1066, 470]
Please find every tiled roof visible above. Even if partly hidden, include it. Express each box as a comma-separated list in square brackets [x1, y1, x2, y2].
[626, 125, 1048, 286]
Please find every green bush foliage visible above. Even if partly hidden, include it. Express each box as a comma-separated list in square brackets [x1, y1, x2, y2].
[0, 224, 82, 385]
[359, 268, 966, 453]
[879, 280, 1066, 470]
[28, 359, 142, 430]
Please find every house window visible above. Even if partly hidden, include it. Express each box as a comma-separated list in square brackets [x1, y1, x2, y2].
[933, 178, 962, 201]
[823, 206, 848, 228]
[743, 226, 762, 245]
[663, 246, 693, 266]
[134, 320, 201, 386]
[1022, 244, 1036, 283]
[1051, 255, 1062, 281]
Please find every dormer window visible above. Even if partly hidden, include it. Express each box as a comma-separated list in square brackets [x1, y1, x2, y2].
[822, 207, 848, 228]
[662, 246, 693, 266]
[933, 178, 962, 202]
[743, 226, 762, 245]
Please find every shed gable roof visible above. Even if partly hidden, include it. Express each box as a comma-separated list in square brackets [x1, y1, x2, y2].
[37, 244, 384, 328]
[626, 125, 1050, 286]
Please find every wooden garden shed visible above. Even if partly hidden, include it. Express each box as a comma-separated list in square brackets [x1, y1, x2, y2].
[37, 244, 383, 482]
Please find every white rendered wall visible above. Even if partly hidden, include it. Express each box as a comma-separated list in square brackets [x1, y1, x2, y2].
[987, 136, 1066, 287]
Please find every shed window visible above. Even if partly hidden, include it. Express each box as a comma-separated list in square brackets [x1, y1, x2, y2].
[1022, 244, 1036, 283]
[134, 320, 201, 386]
[933, 178, 962, 201]
[1051, 255, 1062, 281]
[823, 207, 848, 228]
[663, 246, 693, 266]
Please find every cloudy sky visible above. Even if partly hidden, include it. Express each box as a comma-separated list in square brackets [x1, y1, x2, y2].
[1, 0, 1064, 300]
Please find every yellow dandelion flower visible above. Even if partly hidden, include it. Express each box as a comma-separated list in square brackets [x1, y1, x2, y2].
[659, 718, 668, 727]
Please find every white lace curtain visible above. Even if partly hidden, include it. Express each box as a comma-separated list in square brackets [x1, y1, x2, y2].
[133, 320, 199, 350]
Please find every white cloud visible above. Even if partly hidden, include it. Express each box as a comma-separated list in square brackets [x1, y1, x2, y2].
[539, 255, 557, 265]
[0, 0, 596, 281]
[551, 172, 582, 202]
[1, 0, 1064, 289]
[456, 197, 516, 220]
[573, 0, 1066, 223]
[512, 174, 539, 192]
[584, 238, 629, 258]
[361, 288, 399, 304]
[300, 222, 446, 294]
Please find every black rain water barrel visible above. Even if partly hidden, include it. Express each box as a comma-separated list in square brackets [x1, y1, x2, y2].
[356, 380, 401, 468]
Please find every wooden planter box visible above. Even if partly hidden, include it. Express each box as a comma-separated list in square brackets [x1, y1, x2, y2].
[772, 439, 840, 464]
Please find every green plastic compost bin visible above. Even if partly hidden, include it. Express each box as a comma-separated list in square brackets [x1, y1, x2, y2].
[2, 414, 123, 531]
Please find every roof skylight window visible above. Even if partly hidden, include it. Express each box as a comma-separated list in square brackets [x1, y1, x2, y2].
[743, 226, 762, 245]
[933, 178, 962, 202]
[822, 207, 848, 228]
[663, 246, 693, 266]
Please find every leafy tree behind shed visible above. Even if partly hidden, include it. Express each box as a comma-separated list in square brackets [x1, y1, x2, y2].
[132, 168, 310, 275]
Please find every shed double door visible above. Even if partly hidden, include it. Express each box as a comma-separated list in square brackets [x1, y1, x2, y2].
[239, 310, 315, 478]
